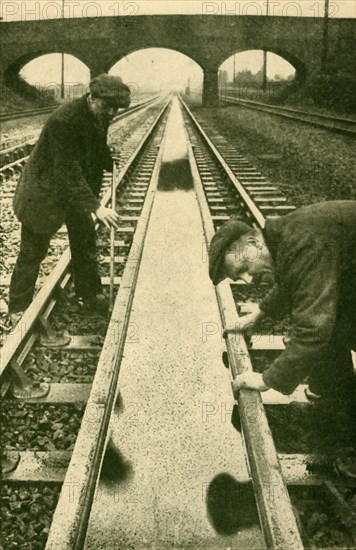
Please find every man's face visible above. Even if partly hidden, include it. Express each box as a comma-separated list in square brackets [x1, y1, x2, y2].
[89, 96, 119, 124]
[224, 236, 274, 284]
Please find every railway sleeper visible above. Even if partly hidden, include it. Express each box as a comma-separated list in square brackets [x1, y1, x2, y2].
[96, 240, 129, 247]
[259, 205, 296, 213]
[4, 449, 356, 489]
[4, 382, 91, 404]
[246, 188, 279, 193]
[254, 197, 287, 203]
[207, 198, 224, 203]
[244, 181, 276, 187]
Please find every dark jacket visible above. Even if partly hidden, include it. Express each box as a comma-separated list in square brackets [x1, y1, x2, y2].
[259, 201, 356, 395]
[13, 95, 113, 234]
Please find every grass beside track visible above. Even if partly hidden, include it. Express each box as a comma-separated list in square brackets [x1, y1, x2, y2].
[191, 104, 356, 207]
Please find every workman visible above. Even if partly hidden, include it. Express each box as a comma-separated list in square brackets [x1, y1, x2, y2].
[208, 201, 356, 400]
[8, 74, 130, 324]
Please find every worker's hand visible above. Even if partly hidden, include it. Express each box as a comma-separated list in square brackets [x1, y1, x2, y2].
[232, 372, 269, 393]
[95, 206, 119, 229]
[223, 306, 264, 339]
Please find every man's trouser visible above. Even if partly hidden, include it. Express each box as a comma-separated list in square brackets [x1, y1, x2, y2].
[308, 342, 356, 451]
[308, 339, 356, 401]
[9, 210, 102, 313]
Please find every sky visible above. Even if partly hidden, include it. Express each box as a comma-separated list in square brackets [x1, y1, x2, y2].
[3, 1, 355, 92]
[1, 1, 355, 20]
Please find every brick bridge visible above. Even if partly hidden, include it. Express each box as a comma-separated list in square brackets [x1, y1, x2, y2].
[1, 15, 355, 104]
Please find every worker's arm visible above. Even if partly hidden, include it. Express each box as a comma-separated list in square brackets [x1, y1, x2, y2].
[49, 118, 120, 228]
[49, 117, 101, 214]
[259, 282, 289, 319]
[262, 239, 338, 394]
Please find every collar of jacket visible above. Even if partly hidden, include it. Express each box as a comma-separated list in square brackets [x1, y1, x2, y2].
[262, 217, 283, 267]
[83, 94, 108, 136]
[85, 94, 98, 123]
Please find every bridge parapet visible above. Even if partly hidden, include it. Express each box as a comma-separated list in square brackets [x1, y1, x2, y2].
[1, 15, 355, 105]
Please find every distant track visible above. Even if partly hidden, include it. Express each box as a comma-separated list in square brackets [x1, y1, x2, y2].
[0, 95, 163, 178]
[0, 94, 161, 124]
[220, 95, 356, 137]
[0, 106, 55, 122]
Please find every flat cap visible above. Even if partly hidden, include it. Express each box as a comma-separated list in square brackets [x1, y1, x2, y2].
[89, 74, 131, 108]
[209, 219, 252, 285]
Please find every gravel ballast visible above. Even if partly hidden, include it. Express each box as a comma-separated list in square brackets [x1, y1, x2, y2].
[0, 484, 60, 550]
[191, 104, 356, 207]
[1, 403, 84, 451]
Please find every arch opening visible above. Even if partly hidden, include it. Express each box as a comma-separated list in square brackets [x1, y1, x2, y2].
[17, 53, 90, 102]
[219, 50, 301, 103]
[108, 48, 203, 104]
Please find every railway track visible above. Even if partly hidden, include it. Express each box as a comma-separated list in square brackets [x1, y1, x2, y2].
[1, 94, 355, 549]
[0, 107, 56, 123]
[220, 95, 356, 137]
[0, 96, 169, 337]
[1, 97, 171, 548]
[181, 96, 356, 548]
[0, 131, 39, 153]
[0, 95, 162, 179]
[0, 94, 160, 125]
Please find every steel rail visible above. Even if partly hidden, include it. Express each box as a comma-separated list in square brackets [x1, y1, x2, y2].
[182, 98, 304, 549]
[0, 94, 161, 124]
[0, 156, 29, 180]
[0, 95, 163, 173]
[109, 162, 118, 313]
[111, 93, 163, 123]
[223, 95, 356, 125]
[0, 99, 171, 381]
[0, 97, 160, 153]
[220, 96, 356, 137]
[45, 108, 168, 550]
[0, 139, 36, 159]
[0, 106, 55, 122]
[180, 96, 265, 229]
[1, 132, 38, 151]
[183, 97, 356, 542]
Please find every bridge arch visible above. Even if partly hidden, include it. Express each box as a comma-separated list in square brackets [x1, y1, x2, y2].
[102, 46, 204, 77]
[4, 49, 91, 89]
[218, 48, 306, 85]
[105, 47, 204, 102]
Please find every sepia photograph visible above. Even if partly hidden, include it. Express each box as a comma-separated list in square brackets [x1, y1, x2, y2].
[0, 1, 355, 548]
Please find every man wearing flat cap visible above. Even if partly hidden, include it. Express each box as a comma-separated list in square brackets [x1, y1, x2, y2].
[209, 201, 356, 401]
[8, 74, 130, 322]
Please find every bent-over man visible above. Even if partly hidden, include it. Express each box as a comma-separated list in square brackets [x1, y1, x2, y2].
[209, 201, 356, 401]
[8, 74, 130, 323]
